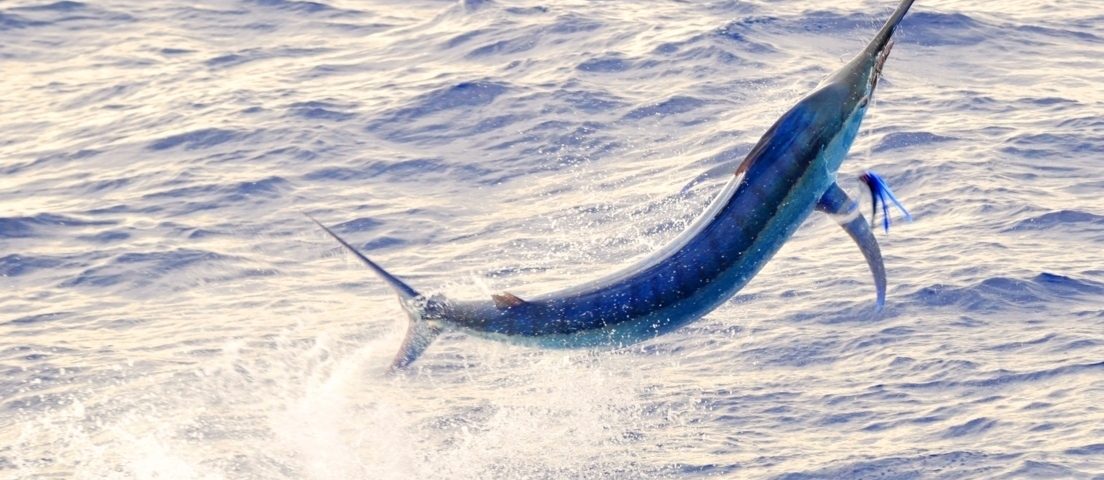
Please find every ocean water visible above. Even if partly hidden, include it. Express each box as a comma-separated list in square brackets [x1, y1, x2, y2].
[2, 0, 1103, 478]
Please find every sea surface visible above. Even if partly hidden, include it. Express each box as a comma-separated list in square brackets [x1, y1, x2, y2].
[2, 0, 1103, 478]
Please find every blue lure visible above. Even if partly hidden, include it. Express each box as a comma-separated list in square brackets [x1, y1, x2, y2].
[859, 170, 912, 233]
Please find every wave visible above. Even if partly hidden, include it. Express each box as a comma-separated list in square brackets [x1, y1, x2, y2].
[775, 450, 1014, 480]
[147, 128, 245, 151]
[378, 80, 511, 123]
[895, 361, 1104, 391]
[0, 254, 64, 277]
[0, 213, 115, 239]
[285, 100, 358, 122]
[623, 96, 706, 120]
[1005, 210, 1104, 232]
[872, 131, 956, 152]
[898, 11, 987, 46]
[59, 248, 229, 288]
[908, 273, 1104, 310]
[3, 1, 135, 30]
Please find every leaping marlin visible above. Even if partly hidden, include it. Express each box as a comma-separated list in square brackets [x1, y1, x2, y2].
[309, 0, 917, 370]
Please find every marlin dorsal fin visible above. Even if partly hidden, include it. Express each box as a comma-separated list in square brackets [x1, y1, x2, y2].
[492, 292, 526, 309]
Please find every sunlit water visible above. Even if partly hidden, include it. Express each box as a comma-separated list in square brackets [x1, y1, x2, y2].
[2, 0, 1103, 478]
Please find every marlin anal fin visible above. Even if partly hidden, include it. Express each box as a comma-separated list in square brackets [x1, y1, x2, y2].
[817, 184, 887, 311]
[492, 292, 526, 309]
[304, 213, 440, 371]
[859, 170, 912, 234]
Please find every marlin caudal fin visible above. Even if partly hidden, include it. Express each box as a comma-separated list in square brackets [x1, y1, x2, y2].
[390, 304, 441, 371]
[817, 184, 887, 311]
[304, 213, 440, 371]
[305, 214, 418, 299]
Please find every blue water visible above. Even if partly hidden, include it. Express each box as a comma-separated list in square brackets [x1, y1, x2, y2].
[2, 0, 1103, 478]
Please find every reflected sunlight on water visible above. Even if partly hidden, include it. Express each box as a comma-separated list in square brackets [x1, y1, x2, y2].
[2, 0, 1103, 478]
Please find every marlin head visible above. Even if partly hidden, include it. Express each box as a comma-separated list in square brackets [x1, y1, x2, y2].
[820, 0, 915, 117]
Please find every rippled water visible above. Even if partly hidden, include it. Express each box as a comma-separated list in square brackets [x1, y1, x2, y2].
[3, 0, 1103, 478]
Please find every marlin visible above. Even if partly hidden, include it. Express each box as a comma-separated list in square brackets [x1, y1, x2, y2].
[309, 0, 917, 370]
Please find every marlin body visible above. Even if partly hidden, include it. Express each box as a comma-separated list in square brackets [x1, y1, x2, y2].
[310, 0, 917, 370]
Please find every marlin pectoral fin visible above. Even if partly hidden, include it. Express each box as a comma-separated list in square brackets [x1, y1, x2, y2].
[817, 183, 887, 311]
[492, 292, 526, 309]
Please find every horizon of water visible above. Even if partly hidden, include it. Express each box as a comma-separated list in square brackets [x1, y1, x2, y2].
[2, 0, 1103, 478]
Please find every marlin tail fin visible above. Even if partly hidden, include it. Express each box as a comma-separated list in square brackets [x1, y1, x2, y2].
[305, 213, 440, 371]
